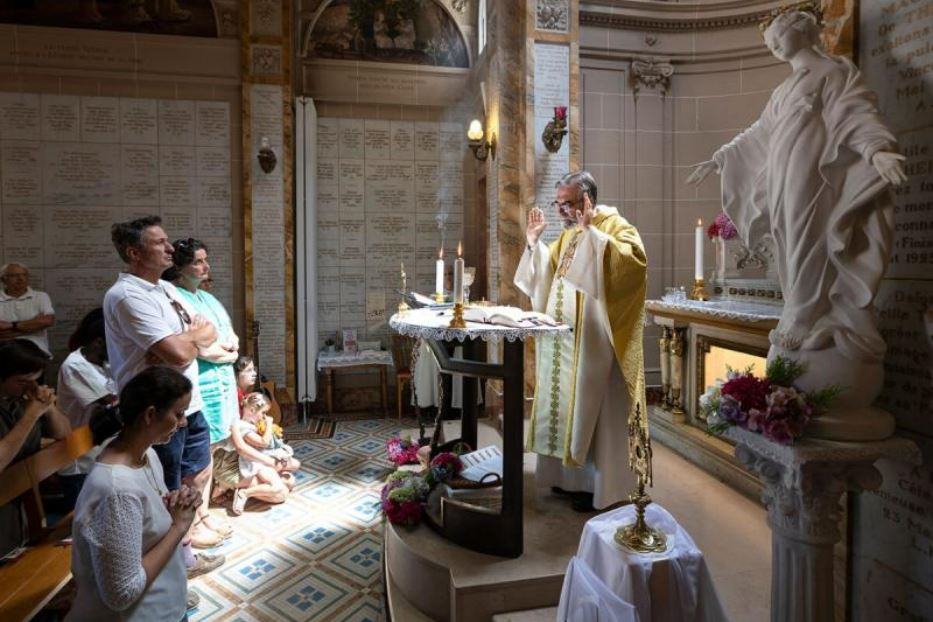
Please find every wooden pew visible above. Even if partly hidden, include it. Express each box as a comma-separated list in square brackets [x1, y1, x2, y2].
[0, 426, 94, 622]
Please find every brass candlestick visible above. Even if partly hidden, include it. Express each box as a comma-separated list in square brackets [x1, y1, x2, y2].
[614, 404, 668, 554]
[690, 277, 708, 301]
[449, 302, 466, 328]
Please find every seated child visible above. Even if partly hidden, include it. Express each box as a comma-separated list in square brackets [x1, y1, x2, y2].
[222, 393, 300, 515]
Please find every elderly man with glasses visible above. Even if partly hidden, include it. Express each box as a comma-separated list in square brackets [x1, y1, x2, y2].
[514, 170, 648, 512]
[103, 216, 226, 583]
[0, 263, 55, 357]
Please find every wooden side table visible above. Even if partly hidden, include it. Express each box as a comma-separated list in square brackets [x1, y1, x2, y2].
[317, 351, 393, 417]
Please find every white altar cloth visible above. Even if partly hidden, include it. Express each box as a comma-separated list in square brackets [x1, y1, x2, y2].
[562, 503, 728, 622]
[557, 556, 638, 622]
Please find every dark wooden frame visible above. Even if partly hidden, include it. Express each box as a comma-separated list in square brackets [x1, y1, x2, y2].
[422, 336, 525, 558]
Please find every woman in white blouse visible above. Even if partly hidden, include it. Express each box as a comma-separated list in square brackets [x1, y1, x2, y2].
[67, 366, 202, 622]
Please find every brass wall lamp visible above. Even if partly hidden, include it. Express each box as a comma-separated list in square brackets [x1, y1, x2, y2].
[467, 119, 496, 161]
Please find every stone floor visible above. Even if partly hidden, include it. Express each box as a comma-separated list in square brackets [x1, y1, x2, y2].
[187, 418, 404, 622]
[187, 417, 770, 622]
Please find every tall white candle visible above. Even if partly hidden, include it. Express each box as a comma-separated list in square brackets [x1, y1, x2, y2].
[454, 241, 464, 304]
[695, 219, 704, 280]
[435, 248, 445, 295]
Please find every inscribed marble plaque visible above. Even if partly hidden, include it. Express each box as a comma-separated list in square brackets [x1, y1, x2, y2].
[1, 141, 42, 204]
[158, 100, 196, 146]
[195, 101, 230, 147]
[40, 95, 79, 142]
[0, 93, 40, 140]
[414, 122, 439, 161]
[121, 145, 159, 206]
[534, 42, 571, 243]
[80, 97, 120, 144]
[390, 121, 414, 161]
[339, 119, 364, 159]
[42, 142, 120, 206]
[120, 99, 158, 145]
[364, 120, 391, 160]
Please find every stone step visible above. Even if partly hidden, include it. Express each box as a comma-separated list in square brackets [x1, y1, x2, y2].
[492, 607, 558, 622]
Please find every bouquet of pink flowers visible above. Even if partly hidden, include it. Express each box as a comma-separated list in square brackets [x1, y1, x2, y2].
[427, 452, 463, 485]
[700, 356, 839, 445]
[386, 435, 420, 466]
[381, 471, 430, 526]
[706, 212, 738, 241]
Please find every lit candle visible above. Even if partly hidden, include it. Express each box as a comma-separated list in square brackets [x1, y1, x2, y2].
[454, 241, 464, 304]
[695, 218, 704, 280]
[435, 248, 444, 295]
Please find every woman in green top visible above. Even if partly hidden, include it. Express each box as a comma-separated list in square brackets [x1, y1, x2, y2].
[165, 238, 239, 541]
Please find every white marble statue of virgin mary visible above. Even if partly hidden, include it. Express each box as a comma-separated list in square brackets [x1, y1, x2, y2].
[687, 7, 907, 440]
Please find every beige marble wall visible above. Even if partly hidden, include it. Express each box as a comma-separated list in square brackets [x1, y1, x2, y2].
[578, 2, 790, 383]
[0, 23, 245, 339]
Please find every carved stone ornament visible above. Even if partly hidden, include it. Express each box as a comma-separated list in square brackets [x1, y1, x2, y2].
[630, 59, 674, 97]
[257, 137, 277, 174]
[536, 0, 569, 33]
[727, 426, 920, 622]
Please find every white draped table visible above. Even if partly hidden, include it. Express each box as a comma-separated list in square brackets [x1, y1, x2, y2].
[560, 503, 727, 622]
[389, 307, 568, 557]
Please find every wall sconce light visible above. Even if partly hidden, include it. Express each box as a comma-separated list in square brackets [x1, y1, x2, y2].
[257, 136, 277, 174]
[467, 119, 496, 161]
[541, 106, 568, 153]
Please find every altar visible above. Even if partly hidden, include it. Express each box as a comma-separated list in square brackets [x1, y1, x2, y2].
[389, 306, 569, 558]
[646, 297, 781, 498]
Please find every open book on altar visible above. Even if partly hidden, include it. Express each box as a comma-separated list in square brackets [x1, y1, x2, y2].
[459, 446, 503, 482]
[462, 305, 560, 328]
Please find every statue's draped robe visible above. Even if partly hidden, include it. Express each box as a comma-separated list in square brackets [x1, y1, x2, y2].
[713, 56, 897, 361]
[514, 206, 647, 509]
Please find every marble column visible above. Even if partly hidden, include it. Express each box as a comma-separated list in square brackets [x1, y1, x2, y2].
[668, 327, 686, 416]
[728, 427, 921, 622]
[659, 327, 671, 409]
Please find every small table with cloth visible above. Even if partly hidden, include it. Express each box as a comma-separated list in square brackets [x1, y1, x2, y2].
[317, 350, 394, 416]
[559, 503, 727, 621]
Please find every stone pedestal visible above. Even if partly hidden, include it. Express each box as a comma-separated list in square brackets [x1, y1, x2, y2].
[727, 427, 921, 622]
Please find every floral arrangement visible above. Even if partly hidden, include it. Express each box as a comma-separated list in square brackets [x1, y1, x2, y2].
[706, 212, 738, 241]
[381, 471, 430, 526]
[700, 356, 840, 445]
[427, 452, 463, 485]
[380, 447, 470, 526]
[386, 435, 420, 466]
[554, 106, 567, 121]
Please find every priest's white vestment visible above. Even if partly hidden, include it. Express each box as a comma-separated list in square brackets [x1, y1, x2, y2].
[514, 206, 648, 509]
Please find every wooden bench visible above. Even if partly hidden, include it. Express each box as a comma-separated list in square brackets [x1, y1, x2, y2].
[0, 426, 94, 622]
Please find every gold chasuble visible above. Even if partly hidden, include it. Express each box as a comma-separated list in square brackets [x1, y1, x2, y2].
[514, 206, 647, 508]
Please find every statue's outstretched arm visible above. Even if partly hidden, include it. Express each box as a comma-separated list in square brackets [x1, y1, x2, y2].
[871, 151, 907, 186]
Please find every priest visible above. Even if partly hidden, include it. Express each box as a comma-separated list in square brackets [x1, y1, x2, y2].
[514, 171, 648, 511]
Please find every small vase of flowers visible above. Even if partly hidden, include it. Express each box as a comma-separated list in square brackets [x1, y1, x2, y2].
[706, 212, 738, 281]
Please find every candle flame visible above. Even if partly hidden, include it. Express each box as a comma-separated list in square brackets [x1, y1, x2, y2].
[697, 218, 702, 226]
[457, 241, 462, 257]
[438, 248, 443, 259]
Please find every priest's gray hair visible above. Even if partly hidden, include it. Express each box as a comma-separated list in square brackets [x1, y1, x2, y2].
[557, 170, 598, 204]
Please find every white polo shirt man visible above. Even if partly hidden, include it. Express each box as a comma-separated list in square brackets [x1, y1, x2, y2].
[0, 286, 54, 355]
[104, 273, 203, 413]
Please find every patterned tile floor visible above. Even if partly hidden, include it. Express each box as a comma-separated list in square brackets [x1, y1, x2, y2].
[188, 418, 410, 622]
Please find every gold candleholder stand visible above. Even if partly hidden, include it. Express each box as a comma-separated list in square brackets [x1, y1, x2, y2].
[614, 404, 668, 554]
[690, 277, 708, 301]
[449, 302, 466, 328]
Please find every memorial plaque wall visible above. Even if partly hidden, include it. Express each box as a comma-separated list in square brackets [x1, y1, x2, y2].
[534, 42, 571, 244]
[0, 92, 234, 360]
[852, 3, 933, 619]
[316, 118, 464, 347]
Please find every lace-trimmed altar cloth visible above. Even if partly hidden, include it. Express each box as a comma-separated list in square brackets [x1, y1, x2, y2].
[563, 503, 728, 622]
[316, 349, 394, 370]
[389, 307, 569, 343]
